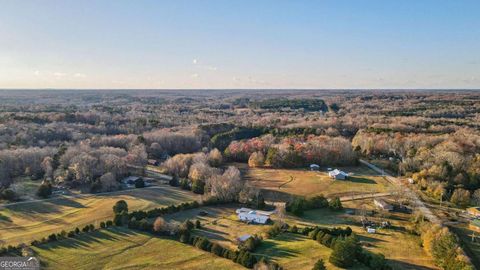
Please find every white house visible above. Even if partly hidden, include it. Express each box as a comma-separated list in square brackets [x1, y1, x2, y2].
[367, 227, 376, 234]
[236, 208, 271, 224]
[328, 169, 348, 180]
[310, 164, 320, 171]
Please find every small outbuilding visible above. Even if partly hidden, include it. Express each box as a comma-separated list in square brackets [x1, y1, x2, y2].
[147, 159, 159, 166]
[122, 176, 141, 188]
[374, 198, 393, 211]
[328, 169, 348, 180]
[237, 234, 252, 242]
[467, 207, 480, 218]
[310, 164, 320, 171]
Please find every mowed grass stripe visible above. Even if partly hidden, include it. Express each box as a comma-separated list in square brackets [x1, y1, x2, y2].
[0, 186, 200, 246]
[33, 227, 245, 270]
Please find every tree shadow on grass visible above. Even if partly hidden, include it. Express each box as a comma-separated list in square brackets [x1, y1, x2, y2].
[357, 234, 387, 243]
[37, 228, 138, 251]
[255, 240, 301, 259]
[194, 227, 230, 243]
[50, 197, 86, 209]
[387, 259, 438, 270]
[0, 213, 12, 223]
[345, 177, 376, 184]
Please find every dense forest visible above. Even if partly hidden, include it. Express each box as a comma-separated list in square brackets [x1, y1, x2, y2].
[0, 89, 479, 206]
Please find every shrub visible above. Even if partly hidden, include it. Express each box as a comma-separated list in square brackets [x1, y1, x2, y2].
[211, 243, 224, 256]
[194, 237, 211, 251]
[100, 221, 106, 228]
[328, 197, 343, 210]
[106, 220, 113, 227]
[48, 233, 57, 242]
[329, 235, 360, 268]
[134, 178, 145, 188]
[312, 259, 326, 270]
[183, 219, 194, 231]
[179, 230, 191, 243]
[37, 182, 52, 198]
[113, 200, 128, 214]
[192, 180, 205, 194]
[170, 174, 179, 187]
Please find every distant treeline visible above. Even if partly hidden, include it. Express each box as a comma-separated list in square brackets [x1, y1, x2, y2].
[249, 98, 329, 112]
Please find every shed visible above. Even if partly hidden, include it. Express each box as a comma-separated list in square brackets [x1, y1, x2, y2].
[467, 207, 480, 218]
[374, 198, 393, 211]
[328, 169, 348, 180]
[237, 234, 252, 242]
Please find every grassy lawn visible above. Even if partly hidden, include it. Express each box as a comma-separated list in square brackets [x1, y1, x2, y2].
[0, 186, 200, 246]
[285, 200, 439, 270]
[254, 232, 367, 270]
[7, 177, 42, 201]
[32, 227, 245, 270]
[164, 204, 271, 250]
[235, 163, 392, 200]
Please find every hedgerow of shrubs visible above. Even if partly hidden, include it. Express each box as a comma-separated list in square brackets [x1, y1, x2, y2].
[285, 195, 331, 216]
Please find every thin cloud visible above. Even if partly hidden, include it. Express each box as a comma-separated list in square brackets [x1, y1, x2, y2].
[73, 73, 86, 78]
[191, 73, 199, 78]
[53, 72, 67, 77]
[192, 58, 217, 71]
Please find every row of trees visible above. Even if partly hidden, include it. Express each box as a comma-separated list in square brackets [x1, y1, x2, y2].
[226, 135, 357, 168]
[413, 215, 473, 270]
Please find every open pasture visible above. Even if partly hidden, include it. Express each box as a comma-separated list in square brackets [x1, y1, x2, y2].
[32, 227, 244, 270]
[236, 163, 392, 200]
[283, 199, 439, 270]
[0, 186, 200, 246]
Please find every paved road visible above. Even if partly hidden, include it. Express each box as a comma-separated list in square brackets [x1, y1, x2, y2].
[360, 159, 441, 224]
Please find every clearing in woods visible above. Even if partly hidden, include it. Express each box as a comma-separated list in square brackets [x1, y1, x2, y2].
[235, 163, 392, 199]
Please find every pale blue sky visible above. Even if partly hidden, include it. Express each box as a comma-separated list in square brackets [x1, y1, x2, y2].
[0, 0, 479, 89]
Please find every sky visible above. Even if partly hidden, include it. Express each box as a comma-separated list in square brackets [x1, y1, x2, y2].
[0, 0, 479, 89]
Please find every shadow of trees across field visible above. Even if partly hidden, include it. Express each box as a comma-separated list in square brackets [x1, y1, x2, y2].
[387, 259, 438, 270]
[36, 228, 142, 251]
[346, 176, 376, 184]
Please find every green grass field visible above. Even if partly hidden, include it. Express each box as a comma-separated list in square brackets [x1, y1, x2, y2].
[0, 186, 200, 246]
[32, 227, 245, 270]
[284, 200, 439, 270]
[235, 163, 391, 200]
[254, 232, 367, 270]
